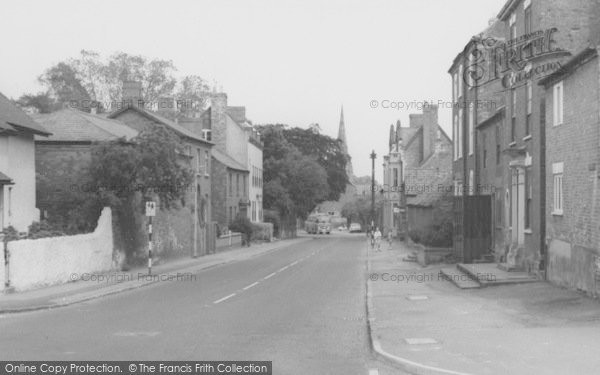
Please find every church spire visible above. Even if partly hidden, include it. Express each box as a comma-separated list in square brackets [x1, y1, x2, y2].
[337, 105, 353, 177]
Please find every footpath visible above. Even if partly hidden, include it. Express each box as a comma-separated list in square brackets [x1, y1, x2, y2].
[0, 236, 311, 314]
[366, 240, 600, 375]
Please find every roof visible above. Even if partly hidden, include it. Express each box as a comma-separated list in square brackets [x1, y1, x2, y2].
[0, 92, 50, 136]
[538, 47, 598, 87]
[108, 105, 213, 145]
[498, 0, 520, 21]
[212, 149, 248, 172]
[0, 171, 13, 185]
[397, 127, 420, 147]
[33, 108, 138, 142]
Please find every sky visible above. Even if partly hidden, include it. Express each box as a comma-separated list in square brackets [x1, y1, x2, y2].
[0, 0, 507, 178]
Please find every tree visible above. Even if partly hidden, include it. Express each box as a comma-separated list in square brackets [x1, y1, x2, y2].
[279, 127, 349, 201]
[15, 92, 61, 113]
[176, 75, 211, 117]
[20, 50, 209, 115]
[258, 124, 330, 219]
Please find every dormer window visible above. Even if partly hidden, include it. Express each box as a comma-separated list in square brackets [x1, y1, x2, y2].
[202, 129, 212, 141]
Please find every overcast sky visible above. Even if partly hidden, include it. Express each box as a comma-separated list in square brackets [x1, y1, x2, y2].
[1, 0, 507, 178]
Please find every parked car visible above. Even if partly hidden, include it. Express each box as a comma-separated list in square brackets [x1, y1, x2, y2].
[349, 223, 362, 233]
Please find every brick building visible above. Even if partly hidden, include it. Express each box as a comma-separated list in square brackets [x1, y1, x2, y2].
[210, 149, 249, 232]
[539, 47, 600, 295]
[108, 83, 215, 257]
[450, 0, 600, 269]
[33, 108, 138, 217]
[382, 105, 453, 239]
[197, 93, 264, 225]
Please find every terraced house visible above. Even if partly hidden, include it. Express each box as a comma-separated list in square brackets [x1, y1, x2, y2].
[450, 0, 600, 279]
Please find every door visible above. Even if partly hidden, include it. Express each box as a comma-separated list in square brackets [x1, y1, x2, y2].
[510, 168, 525, 246]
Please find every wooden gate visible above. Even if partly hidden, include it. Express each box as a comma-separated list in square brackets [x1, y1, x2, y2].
[453, 195, 492, 263]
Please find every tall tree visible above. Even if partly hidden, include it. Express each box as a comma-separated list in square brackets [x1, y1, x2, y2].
[280, 127, 349, 201]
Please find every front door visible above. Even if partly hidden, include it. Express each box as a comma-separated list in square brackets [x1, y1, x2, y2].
[510, 168, 525, 246]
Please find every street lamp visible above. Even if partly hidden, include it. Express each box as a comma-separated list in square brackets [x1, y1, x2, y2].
[370, 150, 377, 230]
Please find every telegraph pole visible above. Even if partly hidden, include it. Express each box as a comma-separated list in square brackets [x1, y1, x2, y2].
[370, 150, 377, 230]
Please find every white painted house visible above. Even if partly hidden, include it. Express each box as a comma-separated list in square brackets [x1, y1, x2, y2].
[0, 93, 50, 231]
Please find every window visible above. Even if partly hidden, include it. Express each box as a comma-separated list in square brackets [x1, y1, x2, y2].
[458, 109, 463, 158]
[393, 168, 399, 187]
[236, 174, 240, 196]
[525, 170, 532, 229]
[204, 151, 209, 175]
[468, 51, 475, 88]
[243, 175, 247, 196]
[495, 125, 501, 165]
[196, 149, 202, 172]
[553, 81, 564, 126]
[511, 88, 516, 142]
[468, 102, 474, 155]
[228, 173, 232, 196]
[202, 129, 212, 141]
[552, 162, 564, 215]
[509, 12, 517, 41]
[469, 170, 474, 195]
[524, 2, 532, 35]
[525, 80, 532, 136]
[458, 65, 463, 97]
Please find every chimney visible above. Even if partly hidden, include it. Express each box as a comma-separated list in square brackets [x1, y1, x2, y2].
[409, 114, 423, 128]
[422, 104, 439, 159]
[226, 106, 246, 124]
[122, 81, 143, 108]
[210, 92, 228, 152]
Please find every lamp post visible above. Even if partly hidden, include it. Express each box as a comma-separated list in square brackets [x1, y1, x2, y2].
[370, 150, 377, 230]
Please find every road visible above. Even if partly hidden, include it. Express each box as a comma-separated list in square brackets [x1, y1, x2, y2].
[0, 234, 404, 375]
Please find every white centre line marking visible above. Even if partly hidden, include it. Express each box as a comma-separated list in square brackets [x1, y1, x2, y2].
[264, 272, 276, 280]
[213, 293, 236, 304]
[242, 282, 259, 290]
[368, 369, 379, 375]
[290, 261, 299, 266]
[278, 266, 289, 272]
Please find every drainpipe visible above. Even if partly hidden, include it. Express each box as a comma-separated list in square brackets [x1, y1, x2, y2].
[2, 234, 9, 289]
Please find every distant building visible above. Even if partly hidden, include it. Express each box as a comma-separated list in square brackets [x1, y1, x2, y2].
[383, 105, 452, 238]
[197, 93, 264, 226]
[0, 93, 50, 231]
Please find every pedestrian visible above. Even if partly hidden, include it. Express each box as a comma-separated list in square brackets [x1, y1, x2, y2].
[374, 227, 382, 251]
[387, 229, 393, 249]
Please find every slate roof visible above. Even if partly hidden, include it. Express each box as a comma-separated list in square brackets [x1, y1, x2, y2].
[0, 171, 13, 185]
[33, 108, 138, 142]
[0, 92, 50, 136]
[108, 105, 213, 145]
[212, 149, 248, 172]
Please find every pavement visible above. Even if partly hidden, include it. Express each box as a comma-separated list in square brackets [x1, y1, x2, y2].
[0, 236, 312, 314]
[367, 240, 600, 375]
[0, 233, 405, 375]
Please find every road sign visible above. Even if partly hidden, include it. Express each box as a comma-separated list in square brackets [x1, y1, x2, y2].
[145, 201, 156, 217]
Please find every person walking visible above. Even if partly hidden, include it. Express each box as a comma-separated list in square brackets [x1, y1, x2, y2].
[387, 229, 393, 249]
[374, 227, 382, 252]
